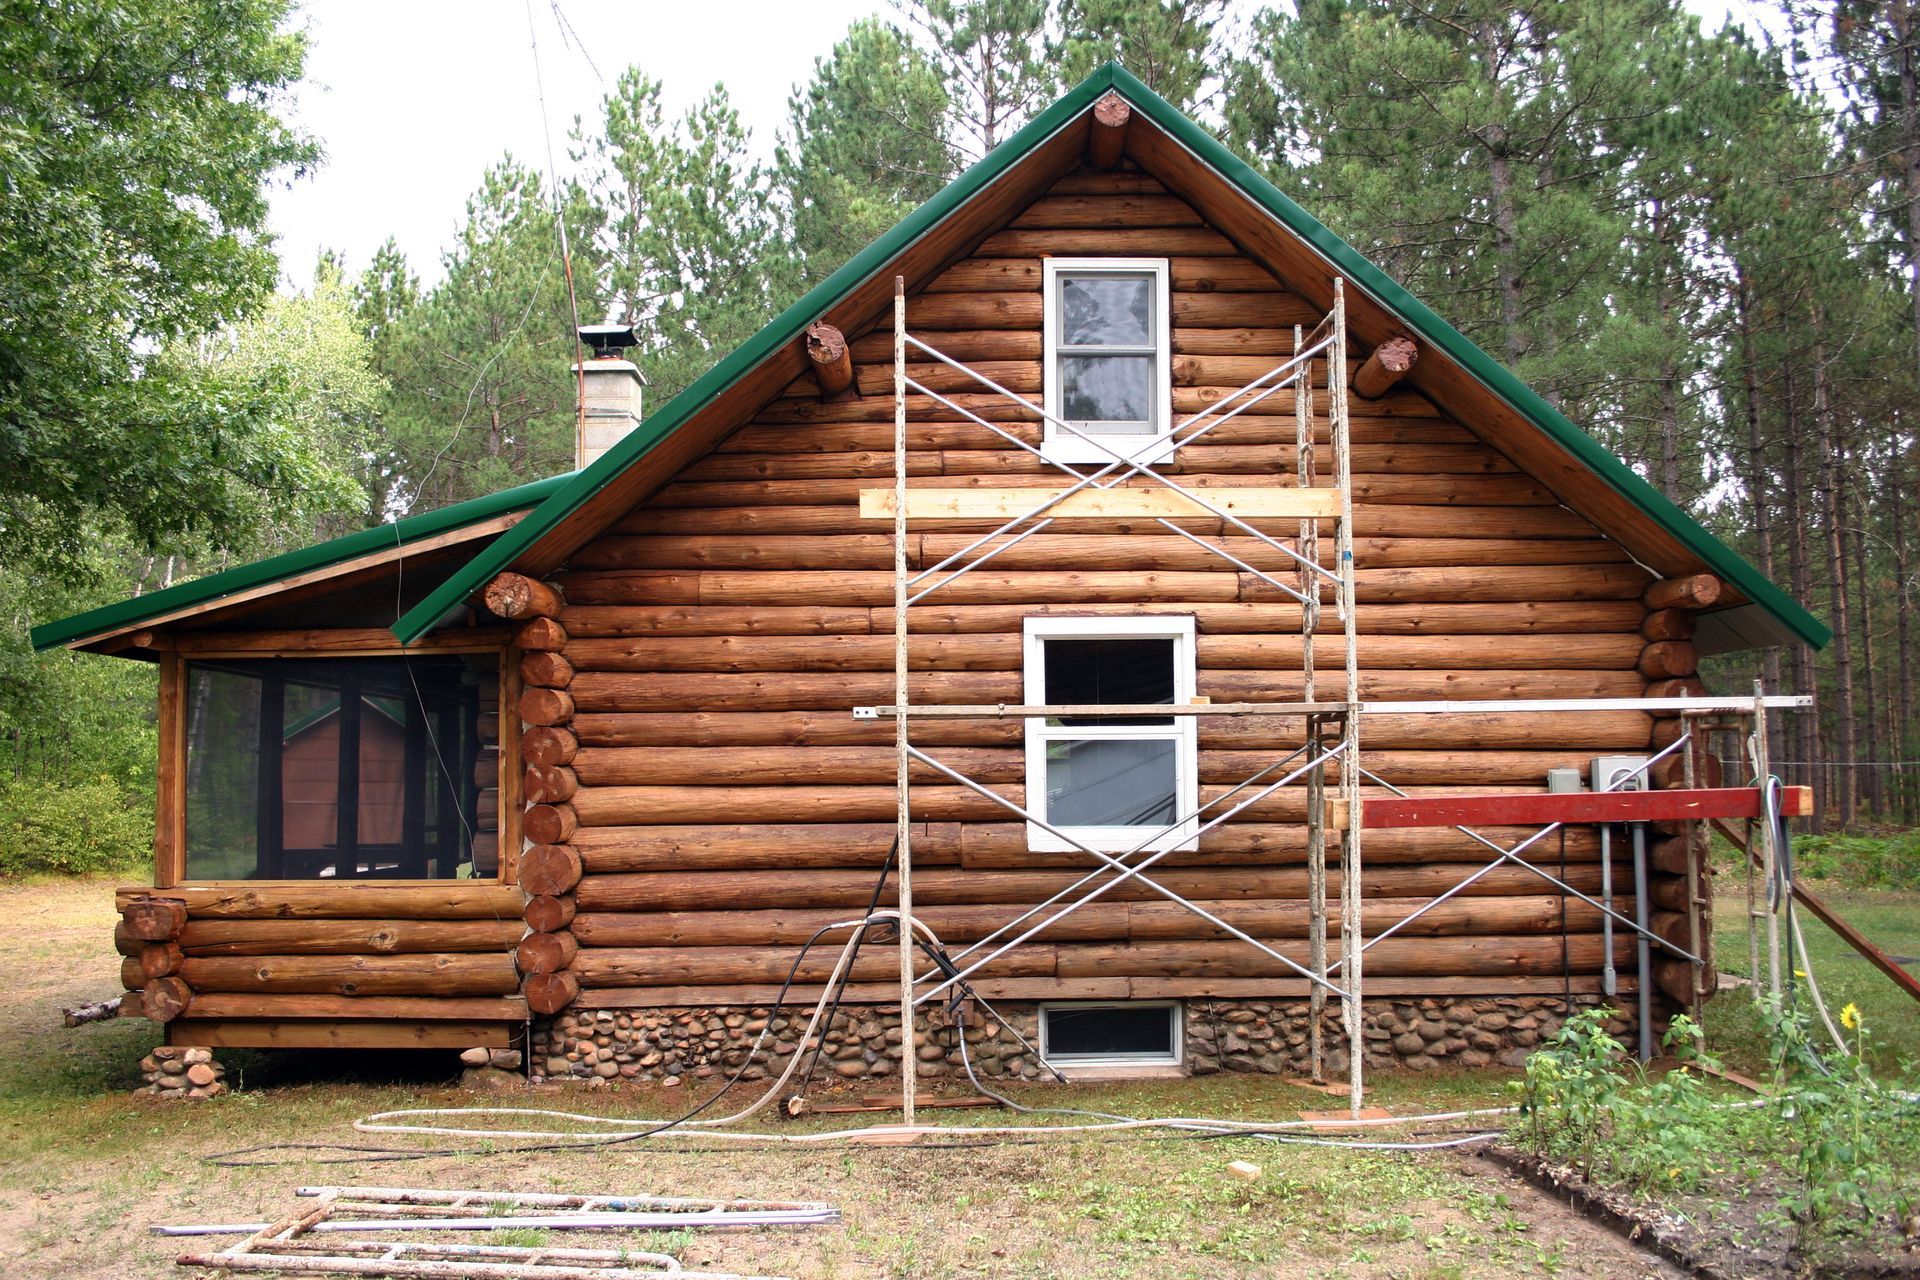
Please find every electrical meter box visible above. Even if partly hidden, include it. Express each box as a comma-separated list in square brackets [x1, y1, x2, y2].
[1591, 756, 1651, 793]
[1546, 767, 1585, 794]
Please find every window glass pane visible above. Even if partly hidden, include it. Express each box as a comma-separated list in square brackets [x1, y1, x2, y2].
[1045, 1005, 1176, 1060]
[1060, 354, 1152, 427]
[1044, 638, 1174, 726]
[184, 656, 487, 881]
[1045, 738, 1177, 828]
[1060, 276, 1152, 346]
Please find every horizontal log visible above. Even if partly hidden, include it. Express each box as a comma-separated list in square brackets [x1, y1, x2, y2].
[715, 415, 1478, 457]
[569, 933, 1631, 988]
[569, 745, 1609, 790]
[1353, 336, 1417, 399]
[118, 883, 525, 920]
[1640, 609, 1694, 642]
[555, 563, 1645, 610]
[560, 632, 1641, 675]
[975, 226, 1240, 256]
[567, 707, 1649, 754]
[518, 687, 574, 726]
[178, 993, 528, 1020]
[1010, 193, 1204, 227]
[557, 599, 1641, 640]
[1087, 90, 1129, 167]
[1637, 640, 1698, 679]
[177, 918, 525, 957]
[524, 893, 577, 932]
[121, 955, 146, 991]
[572, 940, 1056, 987]
[849, 329, 1040, 363]
[516, 930, 578, 975]
[521, 725, 578, 767]
[142, 976, 190, 1022]
[515, 617, 568, 651]
[1643, 575, 1722, 611]
[805, 321, 854, 396]
[569, 820, 1601, 873]
[139, 942, 185, 979]
[574, 863, 1604, 913]
[523, 970, 580, 1014]
[1357, 784, 1800, 830]
[524, 804, 578, 845]
[519, 651, 574, 689]
[483, 573, 563, 620]
[694, 444, 1513, 484]
[524, 763, 577, 804]
[123, 896, 189, 941]
[571, 895, 1615, 949]
[650, 473, 1561, 511]
[178, 953, 520, 996]
[520, 842, 584, 894]
[166, 1019, 518, 1050]
[564, 667, 1644, 716]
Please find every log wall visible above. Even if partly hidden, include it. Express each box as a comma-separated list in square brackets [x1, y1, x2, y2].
[533, 162, 1707, 1011]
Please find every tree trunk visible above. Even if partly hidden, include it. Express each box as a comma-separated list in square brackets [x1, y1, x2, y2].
[1736, 271, 1785, 764]
[1476, 19, 1526, 369]
[1781, 360, 1821, 807]
[1815, 331, 1858, 827]
[1893, 427, 1916, 820]
[1654, 198, 1682, 500]
[1893, 0, 1920, 380]
[1851, 491, 1883, 817]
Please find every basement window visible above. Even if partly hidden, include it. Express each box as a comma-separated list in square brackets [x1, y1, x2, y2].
[1023, 616, 1198, 853]
[1042, 258, 1173, 465]
[182, 656, 491, 881]
[1040, 1001, 1183, 1068]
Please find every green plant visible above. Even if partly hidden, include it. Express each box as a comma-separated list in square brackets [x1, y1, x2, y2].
[1760, 998, 1916, 1245]
[0, 776, 152, 876]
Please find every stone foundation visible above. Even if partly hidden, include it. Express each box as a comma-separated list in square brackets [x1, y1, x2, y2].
[530, 996, 1639, 1085]
[138, 1045, 227, 1098]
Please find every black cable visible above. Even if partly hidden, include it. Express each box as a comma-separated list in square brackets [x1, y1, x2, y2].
[206, 917, 863, 1167]
[1559, 826, 1572, 1020]
[795, 839, 898, 1093]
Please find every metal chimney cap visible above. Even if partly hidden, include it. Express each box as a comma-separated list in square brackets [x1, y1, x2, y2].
[578, 324, 639, 358]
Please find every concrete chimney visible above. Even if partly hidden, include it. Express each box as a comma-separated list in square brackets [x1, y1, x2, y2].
[574, 324, 646, 469]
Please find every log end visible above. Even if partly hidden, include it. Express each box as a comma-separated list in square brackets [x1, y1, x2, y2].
[522, 970, 581, 1016]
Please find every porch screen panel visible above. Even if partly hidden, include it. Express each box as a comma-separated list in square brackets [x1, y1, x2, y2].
[182, 655, 487, 881]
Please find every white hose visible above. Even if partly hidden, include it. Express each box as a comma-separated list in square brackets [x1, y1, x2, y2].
[358, 910, 1519, 1148]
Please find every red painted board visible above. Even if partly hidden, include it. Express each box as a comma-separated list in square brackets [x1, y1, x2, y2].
[1357, 785, 1812, 831]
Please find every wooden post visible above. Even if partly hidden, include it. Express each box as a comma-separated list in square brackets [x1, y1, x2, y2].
[894, 275, 917, 1129]
[1352, 336, 1416, 399]
[1753, 681, 1781, 1001]
[806, 322, 856, 398]
[1331, 279, 1364, 1117]
[1087, 91, 1130, 170]
[1297, 321, 1327, 1084]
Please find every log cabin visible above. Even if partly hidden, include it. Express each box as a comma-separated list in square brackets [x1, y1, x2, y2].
[36, 66, 1828, 1091]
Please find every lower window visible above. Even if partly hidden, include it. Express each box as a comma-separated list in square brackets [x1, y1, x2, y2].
[182, 655, 492, 880]
[1039, 1001, 1183, 1068]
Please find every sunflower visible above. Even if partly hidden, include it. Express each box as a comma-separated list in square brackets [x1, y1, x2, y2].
[1839, 1002, 1861, 1031]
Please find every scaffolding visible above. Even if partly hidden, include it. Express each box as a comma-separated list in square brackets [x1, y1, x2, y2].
[857, 275, 1815, 1124]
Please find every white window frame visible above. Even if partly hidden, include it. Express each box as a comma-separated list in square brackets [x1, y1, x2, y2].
[1023, 615, 1198, 854]
[1039, 1000, 1184, 1069]
[1041, 257, 1174, 466]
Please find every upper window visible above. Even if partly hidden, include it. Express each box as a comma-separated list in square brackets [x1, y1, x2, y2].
[1023, 616, 1198, 853]
[182, 656, 492, 881]
[1042, 258, 1173, 465]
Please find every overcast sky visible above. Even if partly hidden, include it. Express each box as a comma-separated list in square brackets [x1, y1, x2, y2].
[268, 0, 889, 286]
[267, 0, 1772, 290]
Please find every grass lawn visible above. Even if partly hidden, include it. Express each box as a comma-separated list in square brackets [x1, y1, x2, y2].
[1707, 872, 1920, 1072]
[0, 876, 1692, 1280]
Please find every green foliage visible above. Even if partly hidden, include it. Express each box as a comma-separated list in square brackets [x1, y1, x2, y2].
[1781, 830, 1920, 891]
[778, 20, 955, 286]
[1514, 1001, 1920, 1247]
[0, 0, 325, 575]
[0, 775, 151, 877]
[1051, 0, 1227, 110]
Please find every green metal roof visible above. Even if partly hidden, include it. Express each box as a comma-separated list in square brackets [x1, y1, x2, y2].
[31, 471, 573, 651]
[392, 63, 1827, 652]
